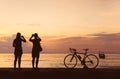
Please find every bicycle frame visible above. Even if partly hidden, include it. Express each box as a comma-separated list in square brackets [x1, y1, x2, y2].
[70, 48, 90, 65]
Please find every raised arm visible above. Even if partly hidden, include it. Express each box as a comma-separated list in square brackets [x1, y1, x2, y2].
[37, 36, 41, 41]
[29, 34, 34, 42]
[21, 36, 26, 42]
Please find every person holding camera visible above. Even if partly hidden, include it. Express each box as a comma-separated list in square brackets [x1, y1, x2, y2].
[29, 33, 42, 69]
[13, 32, 26, 69]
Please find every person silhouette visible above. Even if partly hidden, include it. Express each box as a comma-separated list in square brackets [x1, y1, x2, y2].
[29, 33, 42, 69]
[13, 32, 26, 69]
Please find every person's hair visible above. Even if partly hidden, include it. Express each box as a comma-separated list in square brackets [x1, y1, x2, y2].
[16, 32, 21, 38]
[34, 33, 38, 37]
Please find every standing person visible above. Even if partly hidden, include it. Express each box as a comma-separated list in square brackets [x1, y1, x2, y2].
[29, 33, 42, 69]
[13, 32, 26, 69]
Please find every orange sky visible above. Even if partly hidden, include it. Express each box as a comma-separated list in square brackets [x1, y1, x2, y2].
[0, 0, 120, 53]
[0, 0, 120, 36]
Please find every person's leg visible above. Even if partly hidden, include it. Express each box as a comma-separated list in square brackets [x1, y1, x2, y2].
[18, 54, 22, 69]
[36, 57, 39, 68]
[36, 53, 40, 68]
[14, 54, 17, 69]
[32, 57, 35, 68]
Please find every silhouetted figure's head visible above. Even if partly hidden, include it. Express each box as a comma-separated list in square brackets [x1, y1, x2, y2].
[16, 32, 21, 38]
[34, 33, 38, 38]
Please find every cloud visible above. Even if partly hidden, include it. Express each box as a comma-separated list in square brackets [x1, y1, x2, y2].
[16, 23, 41, 27]
[88, 32, 120, 41]
[51, 33, 120, 53]
[0, 33, 120, 54]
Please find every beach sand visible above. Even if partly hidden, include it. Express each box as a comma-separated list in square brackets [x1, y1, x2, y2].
[0, 68, 120, 79]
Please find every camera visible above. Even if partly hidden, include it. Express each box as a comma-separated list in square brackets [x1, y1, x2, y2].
[32, 33, 38, 37]
[32, 34, 35, 36]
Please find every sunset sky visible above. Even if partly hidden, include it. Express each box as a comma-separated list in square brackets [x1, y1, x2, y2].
[0, 0, 120, 53]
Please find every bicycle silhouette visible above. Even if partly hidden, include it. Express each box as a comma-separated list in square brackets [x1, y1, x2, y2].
[64, 48, 99, 68]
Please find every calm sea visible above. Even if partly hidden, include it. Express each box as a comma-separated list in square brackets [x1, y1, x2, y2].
[0, 54, 120, 68]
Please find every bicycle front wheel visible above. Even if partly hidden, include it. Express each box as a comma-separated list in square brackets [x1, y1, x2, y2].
[84, 54, 99, 68]
[64, 54, 77, 68]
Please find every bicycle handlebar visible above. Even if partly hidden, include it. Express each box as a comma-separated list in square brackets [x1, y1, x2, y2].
[69, 48, 89, 54]
[69, 48, 76, 51]
[69, 48, 76, 53]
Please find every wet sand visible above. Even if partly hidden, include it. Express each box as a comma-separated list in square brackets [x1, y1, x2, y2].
[0, 68, 120, 79]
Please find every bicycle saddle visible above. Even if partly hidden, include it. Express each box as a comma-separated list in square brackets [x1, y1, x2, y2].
[83, 48, 89, 52]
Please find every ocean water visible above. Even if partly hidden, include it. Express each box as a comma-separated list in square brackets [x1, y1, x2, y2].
[0, 54, 120, 68]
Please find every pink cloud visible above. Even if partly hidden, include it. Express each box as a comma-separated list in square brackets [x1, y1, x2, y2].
[0, 33, 120, 54]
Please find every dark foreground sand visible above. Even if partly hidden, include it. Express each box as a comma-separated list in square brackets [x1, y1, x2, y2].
[0, 68, 120, 79]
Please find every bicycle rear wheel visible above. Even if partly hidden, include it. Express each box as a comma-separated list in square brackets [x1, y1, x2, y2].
[64, 54, 77, 68]
[84, 54, 99, 68]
